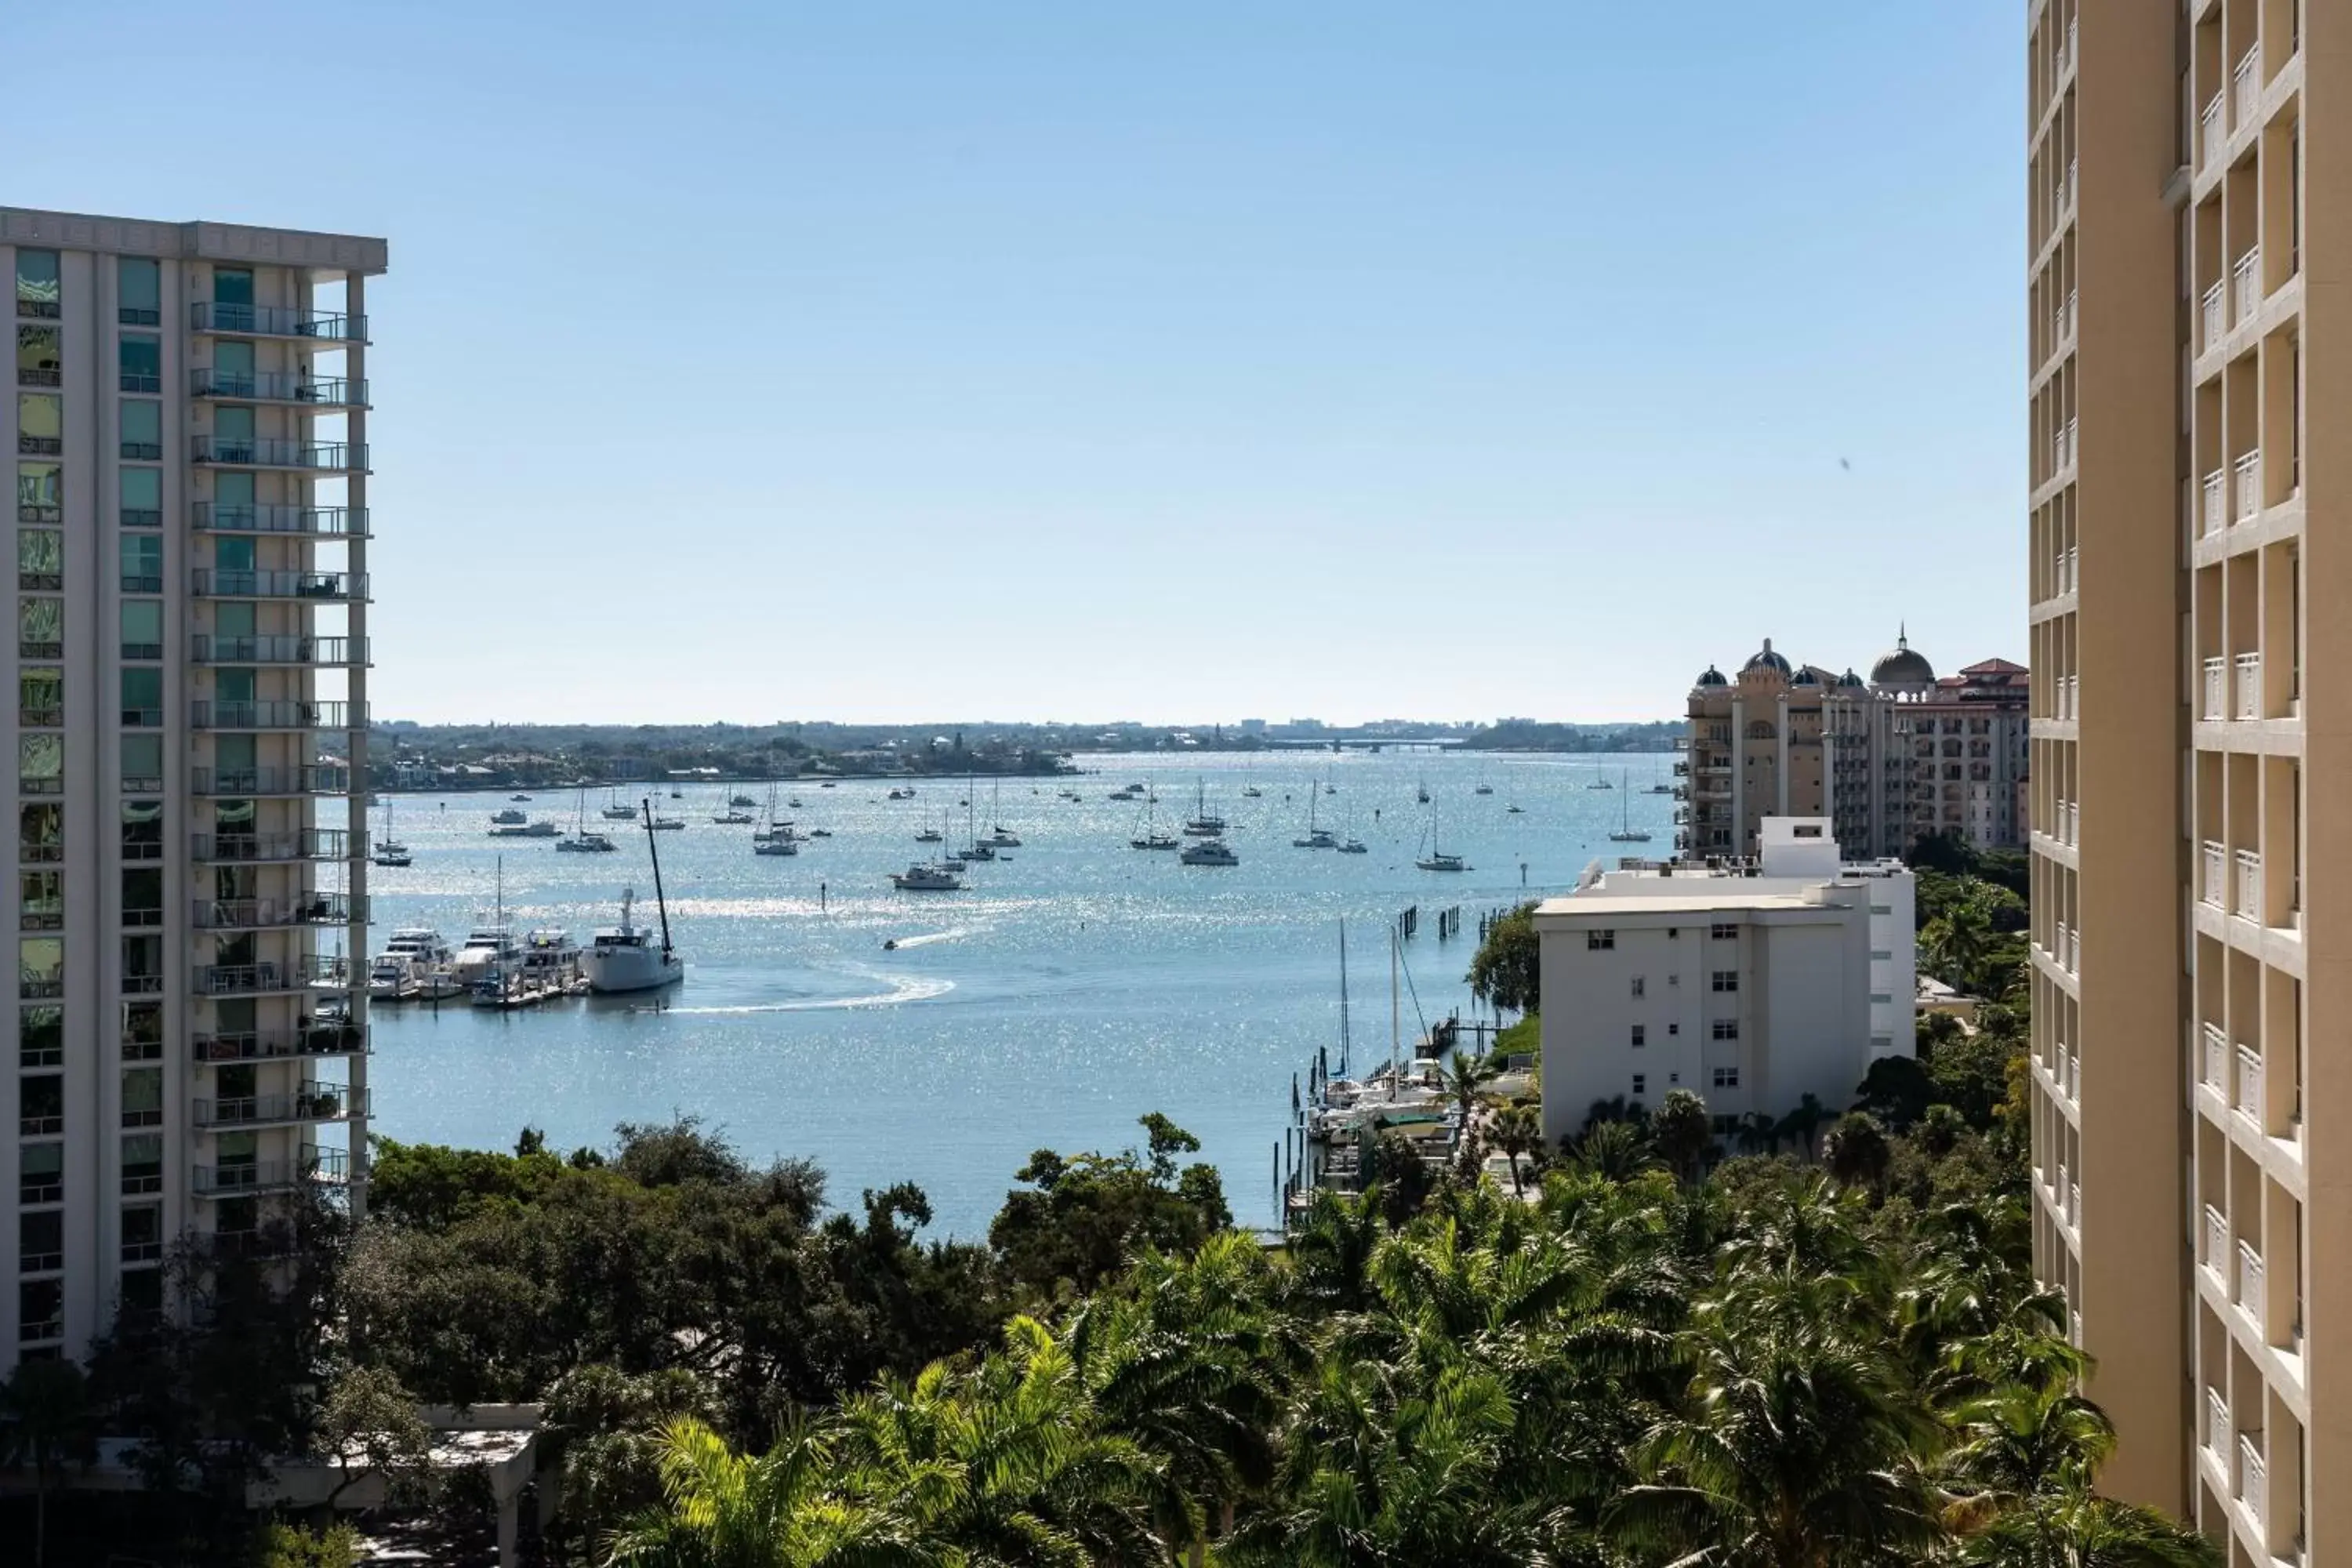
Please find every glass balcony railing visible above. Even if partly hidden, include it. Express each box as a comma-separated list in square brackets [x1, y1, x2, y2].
[189, 699, 365, 730]
[192, 1020, 367, 1062]
[194, 1084, 367, 1129]
[192, 1145, 350, 1196]
[190, 829, 352, 863]
[191, 568, 367, 601]
[192, 893, 363, 929]
[191, 764, 352, 796]
[194, 502, 366, 537]
[190, 301, 366, 341]
[190, 435, 366, 470]
[191, 368, 366, 406]
[192, 954, 351, 998]
[191, 634, 368, 666]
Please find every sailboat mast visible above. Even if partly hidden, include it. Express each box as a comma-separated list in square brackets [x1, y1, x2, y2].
[1338, 920, 1351, 1076]
[1388, 923, 1400, 1097]
[641, 798, 673, 956]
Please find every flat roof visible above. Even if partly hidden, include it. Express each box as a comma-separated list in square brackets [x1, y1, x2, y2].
[0, 206, 387, 275]
[1535, 890, 1835, 917]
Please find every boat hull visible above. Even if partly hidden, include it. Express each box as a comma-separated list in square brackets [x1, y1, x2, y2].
[585, 947, 684, 993]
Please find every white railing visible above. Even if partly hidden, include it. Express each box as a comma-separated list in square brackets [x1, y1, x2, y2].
[2068, 1051, 2081, 1098]
[2203, 468, 2228, 535]
[2054, 1161, 2069, 1207]
[2238, 1044, 2264, 1126]
[2239, 1432, 2267, 1522]
[2053, 920, 2070, 968]
[2203, 1025, 2229, 1094]
[2203, 279, 2227, 350]
[2235, 651, 2262, 719]
[2056, 288, 2076, 343]
[2238, 848, 2263, 922]
[2201, 841, 2227, 907]
[2064, 800, 2078, 844]
[2066, 926, 2079, 975]
[2069, 1181, 2081, 1226]
[2053, 419, 2075, 474]
[2203, 656, 2229, 720]
[2207, 1386, 2230, 1455]
[2235, 245, 2263, 321]
[2240, 1240, 2265, 1325]
[2060, 544, 2077, 594]
[2235, 45, 2262, 131]
[2203, 91, 2226, 170]
[2236, 450, 2263, 521]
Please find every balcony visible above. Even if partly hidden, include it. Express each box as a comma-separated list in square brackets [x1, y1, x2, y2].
[191, 764, 351, 797]
[190, 368, 366, 407]
[193, 954, 351, 998]
[2202, 89, 2226, 171]
[192, 1145, 350, 1196]
[191, 634, 368, 666]
[190, 435, 365, 472]
[2234, 450, 2262, 522]
[2236, 849, 2263, 922]
[189, 301, 365, 341]
[2234, 652, 2261, 720]
[2204, 1025, 2229, 1094]
[2203, 656, 2227, 720]
[2051, 418, 2076, 474]
[193, 1020, 367, 1063]
[194, 1083, 367, 1129]
[193, 893, 362, 930]
[194, 502, 366, 538]
[2207, 1387, 2230, 1456]
[2201, 840, 2227, 907]
[2201, 468, 2228, 536]
[2055, 288, 2075, 345]
[2239, 1240, 2265, 1325]
[2238, 1432, 2266, 1524]
[2234, 246, 2263, 324]
[2237, 1045, 2264, 1127]
[2205, 1203, 2229, 1273]
[2059, 545, 2076, 594]
[191, 567, 367, 601]
[2234, 44, 2261, 131]
[191, 829, 351, 864]
[2065, 926, 2079, 975]
[190, 699, 364, 731]
[2202, 280, 2227, 350]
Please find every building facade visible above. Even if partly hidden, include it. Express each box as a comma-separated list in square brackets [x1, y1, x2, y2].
[2, 209, 383, 1368]
[1675, 636, 2030, 862]
[1533, 818, 1915, 1152]
[2024, 0, 2336, 1548]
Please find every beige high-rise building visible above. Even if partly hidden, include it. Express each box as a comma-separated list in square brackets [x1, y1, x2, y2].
[2025, 0, 2337, 1552]
[1, 209, 383, 1369]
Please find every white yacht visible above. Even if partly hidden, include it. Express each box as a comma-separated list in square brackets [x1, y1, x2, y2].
[753, 834, 799, 857]
[891, 862, 965, 891]
[1179, 838, 1238, 866]
[557, 830, 616, 853]
[1337, 837, 1367, 854]
[586, 880, 682, 994]
[488, 819, 560, 838]
[490, 807, 528, 826]
[452, 925, 523, 987]
[368, 927, 451, 1000]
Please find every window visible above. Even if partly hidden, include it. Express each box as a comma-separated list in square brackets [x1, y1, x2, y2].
[20, 1279, 63, 1343]
[17, 461, 60, 524]
[18, 871, 60, 931]
[20, 734, 61, 796]
[1711, 970, 1739, 993]
[122, 867, 162, 928]
[120, 398, 162, 460]
[1871, 948, 1893, 960]
[16, 528, 59, 591]
[122, 934, 164, 996]
[122, 1003, 162, 1062]
[119, 335, 161, 394]
[20, 804, 61, 864]
[1870, 993, 1892, 1005]
[1630, 975, 1645, 998]
[1632, 1074, 1647, 1096]
[212, 267, 254, 307]
[122, 1204, 163, 1265]
[20, 1004, 61, 1068]
[16, 325, 60, 387]
[1587, 929, 1616, 950]
[18, 595, 60, 656]
[118, 256, 161, 325]
[121, 667, 163, 728]
[121, 533, 162, 593]
[1632, 1025, 1646, 1047]
[20, 1210, 62, 1272]
[1711, 1019, 1740, 1041]
[1710, 922, 1738, 940]
[122, 801, 164, 860]
[1792, 823, 1823, 838]
[1668, 1023, 1679, 1036]
[14, 251, 60, 318]
[1871, 903, 1892, 915]
[121, 734, 164, 794]
[1712, 1067, 1740, 1089]
[20, 1073, 61, 1135]
[20, 1141, 62, 1204]
[18, 936, 62, 1000]
[16, 394, 60, 455]
[122, 1133, 162, 1195]
[121, 465, 161, 527]
[122, 1065, 162, 1127]
[118, 599, 162, 662]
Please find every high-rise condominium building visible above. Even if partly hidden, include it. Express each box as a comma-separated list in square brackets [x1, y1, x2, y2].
[2024, 1, 2333, 1551]
[1, 209, 383, 1370]
[1675, 635, 2030, 862]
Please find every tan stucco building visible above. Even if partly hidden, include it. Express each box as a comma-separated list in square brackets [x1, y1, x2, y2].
[2025, 0, 2338, 1552]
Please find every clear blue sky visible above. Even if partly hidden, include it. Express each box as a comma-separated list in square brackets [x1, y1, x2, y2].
[9, 1, 2023, 726]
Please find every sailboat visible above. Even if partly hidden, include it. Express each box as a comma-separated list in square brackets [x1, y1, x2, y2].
[1473, 782, 1494, 796]
[1415, 802, 1467, 872]
[558, 788, 618, 852]
[600, 787, 638, 822]
[1129, 786, 1179, 850]
[1293, 779, 1336, 849]
[1416, 777, 1430, 804]
[950, 776, 997, 861]
[371, 800, 410, 867]
[984, 780, 1021, 847]
[913, 808, 946, 845]
[585, 806, 684, 993]
[1181, 779, 1226, 837]
[1607, 771, 1653, 842]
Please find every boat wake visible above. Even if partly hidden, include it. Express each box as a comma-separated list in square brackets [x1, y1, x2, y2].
[880, 927, 970, 951]
[664, 971, 955, 1015]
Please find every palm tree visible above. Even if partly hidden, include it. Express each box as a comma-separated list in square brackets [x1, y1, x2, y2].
[1650, 1090, 1715, 1184]
[1823, 1112, 1893, 1196]
[0, 1357, 94, 1567]
[601, 1414, 917, 1567]
[1490, 1105, 1541, 1195]
[1286, 1188, 1385, 1313]
[1954, 1487, 2220, 1566]
[1941, 1382, 2116, 1513]
[1442, 1052, 1497, 1129]
[1777, 1093, 1832, 1161]
[1569, 1120, 1658, 1183]
[1925, 902, 1992, 992]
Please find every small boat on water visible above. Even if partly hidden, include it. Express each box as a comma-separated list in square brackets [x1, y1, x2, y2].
[1606, 771, 1653, 842]
[490, 808, 527, 826]
[891, 862, 965, 891]
[914, 823, 945, 844]
[1416, 804, 1468, 872]
[1474, 783, 1494, 796]
[1293, 786, 1336, 850]
[1179, 837, 1239, 866]
[788, 797, 805, 809]
[510, 794, 532, 803]
[728, 793, 758, 808]
[1587, 775, 1613, 790]
[600, 788, 638, 821]
[712, 808, 755, 826]
[950, 841, 996, 863]
[753, 833, 799, 856]
[374, 800, 408, 858]
[1337, 837, 1367, 854]
[1181, 780, 1226, 837]
[887, 787, 916, 801]
[1241, 785, 1263, 798]
[1506, 804, 1525, 815]
[558, 830, 616, 853]
[489, 819, 560, 838]
[648, 814, 684, 831]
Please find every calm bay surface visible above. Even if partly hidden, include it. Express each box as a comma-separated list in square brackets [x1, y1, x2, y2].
[361, 750, 1677, 1234]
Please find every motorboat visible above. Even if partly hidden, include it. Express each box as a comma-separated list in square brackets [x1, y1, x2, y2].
[521, 928, 583, 989]
[1337, 838, 1367, 854]
[490, 808, 528, 826]
[808, 827, 832, 838]
[787, 797, 805, 808]
[728, 793, 758, 808]
[1506, 804, 1525, 815]
[452, 925, 523, 987]
[887, 787, 916, 800]
[557, 830, 617, 853]
[1179, 838, 1239, 866]
[891, 862, 965, 891]
[510, 794, 532, 803]
[1473, 783, 1494, 796]
[753, 835, 799, 856]
[368, 927, 451, 1000]
[488, 819, 560, 838]
[712, 808, 755, 826]
[586, 887, 686, 993]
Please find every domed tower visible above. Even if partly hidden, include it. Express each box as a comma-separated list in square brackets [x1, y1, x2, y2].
[1740, 637, 1792, 681]
[1693, 664, 1728, 690]
[1868, 626, 1936, 695]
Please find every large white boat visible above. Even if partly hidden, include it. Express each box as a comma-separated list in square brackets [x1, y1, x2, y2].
[452, 925, 522, 987]
[1179, 838, 1238, 866]
[489, 819, 560, 838]
[753, 834, 799, 857]
[490, 807, 528, 826]
[557, 829, 616, 853]
[368, 927, 452, 999]
[891, 862, 965, 891]
[587, 811, 685, 993]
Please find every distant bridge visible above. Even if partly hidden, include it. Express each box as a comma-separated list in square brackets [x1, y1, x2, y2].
[1256, 737, 1469, 751]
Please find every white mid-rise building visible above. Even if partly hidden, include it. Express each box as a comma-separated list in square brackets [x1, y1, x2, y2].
[1, 209, 383, 1367]
[1533, 818, 1915, 1150]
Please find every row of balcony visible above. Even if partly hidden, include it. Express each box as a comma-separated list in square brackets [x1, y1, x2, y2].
[2198, 451, 2263, 537]
[2049, 1160, 2081, 1230]
[192, 634, 368, 666]
[191, 829, 351, 865]
[193, 567, 366, 601]
[192, 893, 363, 930]
[190, 369, 365, 407]
[196, 502, 365, 537]
[2050, 416, 2078, 477]
[191, 302, 365, 342]
[2200, 1022, 2274, 1133]
[190, 436, 366, 472]
[194, 1020, 367, 1063]
[2200, 44, 2267, 175]
[2049, 673, 2079, 721]
[190, 700, 365, 731]
[193, 1083, 367, 1130]
[2201, 1201, 2268, 1332]
[192, 955, 350, 998]
[192, 765, 352, 797]
[2198, 840, 2266, 922]
[2051, 920, 2080, 976]
[191, 1144, 351, 1196]
[2199, 652, 2263, 721]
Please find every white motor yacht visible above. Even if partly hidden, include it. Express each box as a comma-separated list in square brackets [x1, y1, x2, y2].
[891, 862, 965, 891]
[488, 819, 560, 838]
[753, 835, 799, 856]
[1179, 838, 1239, 866]
[587, 840, 684, 993]
[557, 829, 617, 853]
[490, 808, 527, 826]
[728, 793, 758, 808]
[1337, 838, 1368, 854]
[452, 925, 523, 987]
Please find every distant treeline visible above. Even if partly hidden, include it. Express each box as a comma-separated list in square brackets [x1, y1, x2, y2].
[1464, 719, 1682, 752]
